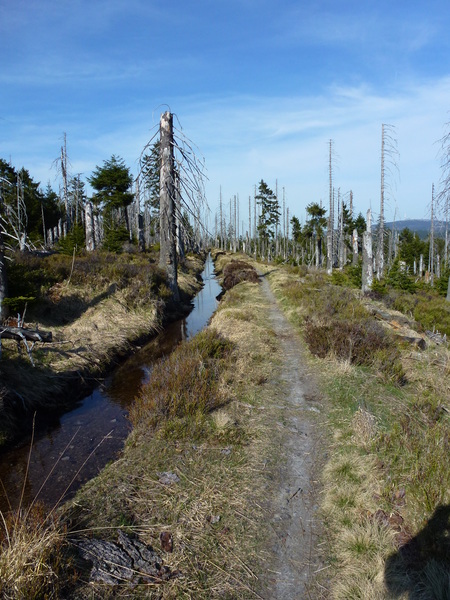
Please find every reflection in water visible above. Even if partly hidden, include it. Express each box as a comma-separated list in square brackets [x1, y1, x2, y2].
[0, 254, 221, 512]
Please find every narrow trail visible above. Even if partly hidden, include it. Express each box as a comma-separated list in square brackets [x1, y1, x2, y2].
[259, 275, 324, 600]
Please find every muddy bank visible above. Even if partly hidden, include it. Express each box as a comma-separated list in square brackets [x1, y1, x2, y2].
[0, 252, 206, 448]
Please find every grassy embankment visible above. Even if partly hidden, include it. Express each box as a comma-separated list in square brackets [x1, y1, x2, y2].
[2, 253, 448, 598]
[0, 253, 322, 599]
[267, 265, 449, 599]
[0, 249, 204, 445]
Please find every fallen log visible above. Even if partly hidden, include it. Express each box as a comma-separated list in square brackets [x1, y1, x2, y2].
[0, 326, 52, 343]
[0, 325, 53, 366]
[72, 530, 179, 586]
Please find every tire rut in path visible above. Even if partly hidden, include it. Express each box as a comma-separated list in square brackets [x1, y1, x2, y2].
[259, 275, 323, 600]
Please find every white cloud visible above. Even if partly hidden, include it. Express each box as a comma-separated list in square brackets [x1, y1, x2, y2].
[182, 78, 450, 222]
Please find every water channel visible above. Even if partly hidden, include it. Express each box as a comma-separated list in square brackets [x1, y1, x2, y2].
[0, 254, 222, 513]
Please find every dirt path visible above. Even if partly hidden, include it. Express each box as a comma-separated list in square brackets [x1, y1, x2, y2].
[259, 274, 324, 599]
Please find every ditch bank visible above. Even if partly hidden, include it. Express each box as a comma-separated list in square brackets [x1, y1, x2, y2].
[0, 252, 223, 515]
[0, 252, 206, 448]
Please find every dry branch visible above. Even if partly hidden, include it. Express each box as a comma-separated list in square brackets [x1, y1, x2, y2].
[0, 326, 52, 343]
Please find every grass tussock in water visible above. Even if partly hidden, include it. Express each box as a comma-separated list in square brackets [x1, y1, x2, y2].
[267, 266, 450, 600]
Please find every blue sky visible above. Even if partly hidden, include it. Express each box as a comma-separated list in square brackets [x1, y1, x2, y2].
[1, 0, 449, 229]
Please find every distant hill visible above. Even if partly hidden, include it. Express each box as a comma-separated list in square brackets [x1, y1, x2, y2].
[383, 219, 447, 239]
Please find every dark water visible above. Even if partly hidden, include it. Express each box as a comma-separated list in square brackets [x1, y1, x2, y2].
[0, 254, 221, 513]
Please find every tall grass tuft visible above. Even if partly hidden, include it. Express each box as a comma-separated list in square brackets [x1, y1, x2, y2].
[0, 503, 67, 599]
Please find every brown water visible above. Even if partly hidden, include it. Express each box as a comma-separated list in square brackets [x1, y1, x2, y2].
[0, 254, 221, 513]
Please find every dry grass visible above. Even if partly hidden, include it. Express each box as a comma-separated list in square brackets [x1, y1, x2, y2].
[61, 267, 289, 598]
[0, 504, 67, 599]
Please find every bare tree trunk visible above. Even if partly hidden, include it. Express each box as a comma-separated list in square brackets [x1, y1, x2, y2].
[0, 230, 8, 322]
[41, 201, 47, 247]
[327, 140, 334, 274]
[233, 195, 237, 253]
[61, 133, 70, 230]
[174, 174, 184, 261]
[85, 201, 95, 252]
[352, 228, 359, 265]
[248, 195, 252, 257]
[219, 187, 224, 250]
[362, 209, 373, 293]
[134, 178, 145, 252]
[429, 183, 435, 286]
[237, 194, 240, 252]
[254, 186, 257, 260]
[376, 125, 386, 280]
[159, 112, 179, 302]
[338, 196, 345, 269]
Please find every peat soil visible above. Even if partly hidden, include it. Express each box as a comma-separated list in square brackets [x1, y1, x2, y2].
[259, 275, 325, 599]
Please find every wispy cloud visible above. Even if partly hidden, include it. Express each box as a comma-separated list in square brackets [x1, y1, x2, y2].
[180, 78, 450, 220]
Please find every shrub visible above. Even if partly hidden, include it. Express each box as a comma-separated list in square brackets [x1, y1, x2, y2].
[301, 282, 406, 382]
[222, 260, 259, 290]
[304, 316, 402, 373]
[130, 329, 233, 436]
[414, 297, 450, 336]
[57, 224, 86, 256]
[386, 259, 416, 292]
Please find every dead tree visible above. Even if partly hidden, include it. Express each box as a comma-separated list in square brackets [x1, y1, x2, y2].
[0, 322, 52, 366]
[362, 209, 373, 293]
[352, 228, 359, 265]
[437, 119, 450, 268]
[85, 201, 95, 252]
[138, 111, 207, 279]
[52, 133, 71, 232]
[327, 139, 334, 274]
[429, 183, 435, 286]
[158, 112, 180, 301]
[0, 229, 7, 322]
[376, 124, 399, 280]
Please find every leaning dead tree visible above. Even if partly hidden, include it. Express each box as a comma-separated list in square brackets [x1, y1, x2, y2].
[0, 310, 52, 366]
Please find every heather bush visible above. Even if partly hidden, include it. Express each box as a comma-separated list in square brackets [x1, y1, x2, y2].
[130, 329, 233, 437]
[222, 260, 259, 290]
[304, 316, 405, 382]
